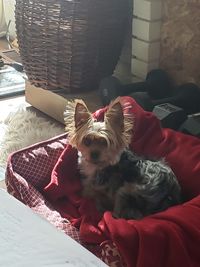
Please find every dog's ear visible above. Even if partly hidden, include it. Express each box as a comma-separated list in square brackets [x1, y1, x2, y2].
[74, 100, 92, 128]
[105, 98, 124, 131]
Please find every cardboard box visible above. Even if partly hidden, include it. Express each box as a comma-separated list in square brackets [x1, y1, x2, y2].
[25, 81, 103, 124]
[0, 189, 107, 266]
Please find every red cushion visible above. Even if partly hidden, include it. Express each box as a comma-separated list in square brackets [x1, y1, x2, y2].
[44, 97, 200, 267]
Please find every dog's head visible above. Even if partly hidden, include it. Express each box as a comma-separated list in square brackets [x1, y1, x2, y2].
[64, 97, 134, 170]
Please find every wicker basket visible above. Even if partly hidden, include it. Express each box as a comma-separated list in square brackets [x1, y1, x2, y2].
[15, 0, 129, 93]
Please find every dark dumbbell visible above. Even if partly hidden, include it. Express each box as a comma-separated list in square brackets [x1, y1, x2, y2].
[99, 76, 147, 106]
[99, 69, 172, 106]
[179, 114, 200, 137]
[99, 76, 121, 106]
[153, 103, 187, 130]
[153, 83, 200, 115]
[129, 92, 154, 111]
[128, 83, 200, 118]
[152, 103, 200, 135]
[145, 69, 173, 99]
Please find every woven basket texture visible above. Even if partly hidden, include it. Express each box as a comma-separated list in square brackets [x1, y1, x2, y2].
[15, 0, 129, 93]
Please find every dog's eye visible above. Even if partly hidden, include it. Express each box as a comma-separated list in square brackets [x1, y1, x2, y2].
[99, 138, 107, 147]
[83, 137, 92, 147]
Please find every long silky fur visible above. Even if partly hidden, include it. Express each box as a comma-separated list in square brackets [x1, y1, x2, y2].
[64, 97, 134, 148]
[64, 99, 93, 146]
[105, 97, 134, 148]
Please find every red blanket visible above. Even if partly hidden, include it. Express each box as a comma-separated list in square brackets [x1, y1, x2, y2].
[44, 97, 200, 267]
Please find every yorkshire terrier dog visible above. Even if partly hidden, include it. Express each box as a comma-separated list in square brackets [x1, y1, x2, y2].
[64, 98, 181, 219]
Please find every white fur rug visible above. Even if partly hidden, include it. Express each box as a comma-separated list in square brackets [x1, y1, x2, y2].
[0, 108, 64, 168]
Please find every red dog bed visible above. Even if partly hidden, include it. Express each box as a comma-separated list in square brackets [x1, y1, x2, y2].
[6, 96, 200, 267]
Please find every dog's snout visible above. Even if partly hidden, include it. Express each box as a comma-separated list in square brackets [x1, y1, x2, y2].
[90, 150, 100, 161]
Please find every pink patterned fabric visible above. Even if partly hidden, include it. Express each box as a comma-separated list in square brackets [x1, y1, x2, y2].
[5, 134, 125, 267]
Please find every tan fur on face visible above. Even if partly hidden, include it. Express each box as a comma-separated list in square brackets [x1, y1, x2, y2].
[64, 99, 93, 147]
[64, 97, 134, 177]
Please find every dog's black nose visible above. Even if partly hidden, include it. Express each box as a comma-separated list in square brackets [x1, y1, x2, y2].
[90, 150, 100, 161]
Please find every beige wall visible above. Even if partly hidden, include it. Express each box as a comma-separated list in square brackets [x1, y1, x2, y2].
[0, 0, 6, 37]
[160, 0, 200, 85]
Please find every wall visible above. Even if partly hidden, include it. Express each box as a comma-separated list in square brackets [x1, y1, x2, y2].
[3, 0, 16, 40]
[114, 0, 133, 83]
[0, 0, 6, 37]
[131, 0, 162, 81]
[160, 0, 200, 85]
